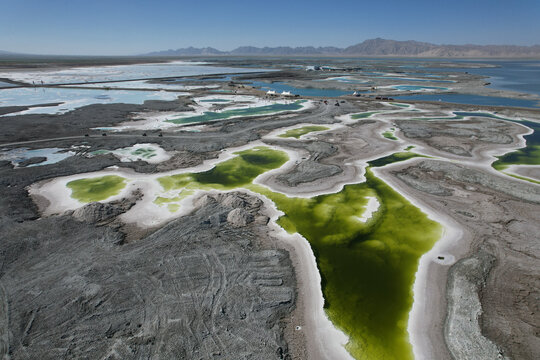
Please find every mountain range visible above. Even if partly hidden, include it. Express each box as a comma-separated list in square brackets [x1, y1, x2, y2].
[144, 38, 540, 57]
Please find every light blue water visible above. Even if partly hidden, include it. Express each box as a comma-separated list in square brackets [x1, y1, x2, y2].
[394, 93, 540, 108]
[392, 85, 448, 91]
[0, 87, 181, 115]
[0, 81, 16, 88]
[0, 147, 74, 167]
[248, 80, 351, 97]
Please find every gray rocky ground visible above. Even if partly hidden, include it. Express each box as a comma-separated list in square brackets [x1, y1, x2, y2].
[1, 191, 296, 360]
[386, 160, 540, 360]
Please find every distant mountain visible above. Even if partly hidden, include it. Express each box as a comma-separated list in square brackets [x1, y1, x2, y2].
[143, 38, 540, 57]
[229, 46, 343, 56]
[145, 46, 225, 56]
[342, 38, 436, 55]
[0, 50, 21, 56]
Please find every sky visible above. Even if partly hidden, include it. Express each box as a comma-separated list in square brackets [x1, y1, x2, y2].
[1, 0, 539, 55]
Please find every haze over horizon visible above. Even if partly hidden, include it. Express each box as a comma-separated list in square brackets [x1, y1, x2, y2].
[1, 0, 539, 56]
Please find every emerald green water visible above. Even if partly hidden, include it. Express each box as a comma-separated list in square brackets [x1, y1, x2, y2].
[156, 146, 441, 359]
[167, 100, 307, 125]
[351, 111, 378, 120]
[278, 125, 330, 139]
[67, 175, 126, 202]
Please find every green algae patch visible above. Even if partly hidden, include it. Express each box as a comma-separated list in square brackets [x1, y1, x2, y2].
[351, 111, 378, 120]
[67, 175, 126, 203]
[249, 168, 442, 359]
[158, 147, 289, 191]
[167, 100, 307, 124]
[382, 130, 398, 141]
[278, 125, 330, 139]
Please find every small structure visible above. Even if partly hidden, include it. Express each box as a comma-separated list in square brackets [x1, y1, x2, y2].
[281, 91, 295, 97]
[266, 90, 277, 96]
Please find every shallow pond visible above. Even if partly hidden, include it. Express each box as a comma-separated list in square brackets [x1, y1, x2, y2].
[0, 147, 74, 167]
[392, 85, 448, 91]
[67, 175, 126, 203]
[167, 100, 307, 125]
[0, 87, 181, 115]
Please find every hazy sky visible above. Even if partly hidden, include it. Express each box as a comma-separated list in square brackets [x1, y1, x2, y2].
[1, 0, 539, 55]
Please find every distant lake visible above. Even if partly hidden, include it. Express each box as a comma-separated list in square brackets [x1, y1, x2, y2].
[423, 60, 540, 96]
